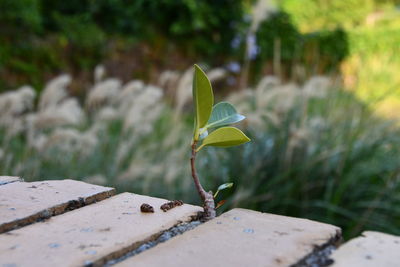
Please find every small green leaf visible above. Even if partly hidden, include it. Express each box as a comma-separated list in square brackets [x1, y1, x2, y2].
[197, 127, 250, 151]
[192, 64, 214, 140]
[206, 102, 245, 129]
[214, 182, 234, 198]
[217, 182, 234, 191]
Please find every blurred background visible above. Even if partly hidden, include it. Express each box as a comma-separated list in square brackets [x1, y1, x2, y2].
[1, 0, 400, 239]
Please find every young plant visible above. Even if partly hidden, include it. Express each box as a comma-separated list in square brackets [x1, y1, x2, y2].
[191, 64, 250, 220]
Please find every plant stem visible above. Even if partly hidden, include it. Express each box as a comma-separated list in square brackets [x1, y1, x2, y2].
[190, 141, 216, 221]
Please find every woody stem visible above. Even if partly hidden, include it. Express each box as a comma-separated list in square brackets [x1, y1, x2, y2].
[190, 141, 216, 220]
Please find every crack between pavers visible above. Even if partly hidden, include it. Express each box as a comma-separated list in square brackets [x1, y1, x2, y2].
[97, 215, 203, 267]
[0, 189, 116, 234]
[290, 229, 343, 267]
[0, 178, 24, 186]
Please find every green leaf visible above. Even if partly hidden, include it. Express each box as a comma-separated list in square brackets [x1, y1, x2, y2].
[197, 127, 250, 151]
[192, 64, 214, 140]
[217, 182, 234, 191]
[214, 182, 234, 198]
[206, 102, 245, 129]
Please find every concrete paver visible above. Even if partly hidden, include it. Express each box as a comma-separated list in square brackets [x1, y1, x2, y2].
[116, 208, 341, 267]
[0, 179, 115, 233]
[0, 176, 22, 185]
[330, 231, 400, 267]
[0, 192, 202, 267]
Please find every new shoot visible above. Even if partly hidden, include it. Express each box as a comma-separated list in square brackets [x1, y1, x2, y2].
[190, 64, 250, 221]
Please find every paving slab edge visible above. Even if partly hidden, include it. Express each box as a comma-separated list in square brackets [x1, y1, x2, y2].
[291, 228, 342, 267]
[0, 188, 116, 234]
[89, 215, 201, 267]
[0, 176, 24, 186]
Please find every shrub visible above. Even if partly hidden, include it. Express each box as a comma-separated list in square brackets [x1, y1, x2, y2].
[39, 0, 246, 59]
[0, 0, 42, 36]
[256, 11, 300, 62]
[0, 0, 248, 90]
[255, 11, 349, 78]
[280, 0, 375, 32]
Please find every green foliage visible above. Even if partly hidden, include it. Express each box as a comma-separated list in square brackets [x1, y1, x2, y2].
[127, 0, 246, 57]
[40, 0, 91, 31]
[255, 11, 349, 76]
[50, 14, 105, 69]
[275, 0, 400, 117]
[216, 182, 234, 192]
[2, 72, 400, 238]
[281, 0, 375, 32]
[214, 182, 234, 198]
[192, 65, 250, 149]
[341, 16, 400, 115]
[1, 0, 400, 237]
[199, 127, 250, 150]
[0, 0, 42, 35]
[302, 28, 349, 70]
[0, 41, 64, 92]
[50, 0, 246, 57]
[0, 0, 44, 89]
[191, 64, 250, 213]
[192, 64, 214, 140]
[54, 14, 105, 49]
[0, 0, 247, 90]
[256, 11, 300, 62]
[348, 22, 400, 55]
[199, 89, 400, 238]
[206, 102, 245, 129]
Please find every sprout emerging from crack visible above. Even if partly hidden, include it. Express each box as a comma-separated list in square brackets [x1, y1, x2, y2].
[190, 64, 250, 221]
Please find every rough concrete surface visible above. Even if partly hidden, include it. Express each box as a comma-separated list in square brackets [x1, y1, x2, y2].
[0, 179, 115, 233]
[116, 208, 341, 267]
[0, 192, 202, 267]
[330, 231, 400, 267]
[0, 176, 23, 185]
[106, 221, 202, 266]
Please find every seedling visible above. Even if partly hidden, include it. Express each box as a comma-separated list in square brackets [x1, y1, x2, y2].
[190, 64, 250, 220]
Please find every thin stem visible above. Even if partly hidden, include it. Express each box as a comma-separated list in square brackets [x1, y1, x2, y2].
[195, 144, 205, 152]
[190, 140, 216, 220]
[190, 141, 207, 201]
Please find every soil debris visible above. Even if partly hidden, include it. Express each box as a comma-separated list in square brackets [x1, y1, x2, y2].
[140, 203, 154, 213]
[160, 200, 184, 212]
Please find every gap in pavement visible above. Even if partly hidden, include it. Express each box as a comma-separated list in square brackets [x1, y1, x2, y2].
[104, 220, 203, 266]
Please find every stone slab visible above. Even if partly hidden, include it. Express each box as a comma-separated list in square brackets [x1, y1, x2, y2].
[0, 192, 202, 267]
[116, 208, 341, 267]
[0, 176, 23, 185]
[0, 179, 115, 233]
[330, 231, 400, 267]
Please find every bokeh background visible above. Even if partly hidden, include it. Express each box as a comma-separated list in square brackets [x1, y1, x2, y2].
[1, 0, 400, 239]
